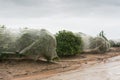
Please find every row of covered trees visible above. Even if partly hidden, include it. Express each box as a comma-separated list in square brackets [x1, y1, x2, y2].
[0, 25, 118, 61]
[56, 30, 111, 57]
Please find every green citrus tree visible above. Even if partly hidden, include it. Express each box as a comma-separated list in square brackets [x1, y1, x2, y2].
[56, 30, 82, 57]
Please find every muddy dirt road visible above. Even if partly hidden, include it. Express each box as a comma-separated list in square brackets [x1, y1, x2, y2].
[42, 56, 120, 80]
[0, 48, 120, 80]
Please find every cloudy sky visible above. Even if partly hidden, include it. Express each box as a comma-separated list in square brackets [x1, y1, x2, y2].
[0, 0, 120, 39]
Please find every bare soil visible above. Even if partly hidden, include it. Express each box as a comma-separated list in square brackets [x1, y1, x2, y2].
[0, 47, 120, 80]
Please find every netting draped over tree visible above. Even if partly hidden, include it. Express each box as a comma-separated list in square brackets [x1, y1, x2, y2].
[91, 37, 110, 53]
[0, 26, 17, 53]
[16, 29, 58, 61]
[75, 32, 110, 53]
[75, 32, 94, 51]
[0, 27, 58, 61]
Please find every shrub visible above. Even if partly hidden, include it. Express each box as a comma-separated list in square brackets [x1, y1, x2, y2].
[56, 30, 82, 57]
[109, 40, 120, 47]
[115, 42, 120, 47]
[109, 40, 115, 47]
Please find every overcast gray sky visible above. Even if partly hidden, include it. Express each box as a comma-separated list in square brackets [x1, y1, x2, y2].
[0, 0, 120, 39]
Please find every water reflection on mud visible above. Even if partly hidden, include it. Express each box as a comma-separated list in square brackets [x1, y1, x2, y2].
[43, 56, 120, 80]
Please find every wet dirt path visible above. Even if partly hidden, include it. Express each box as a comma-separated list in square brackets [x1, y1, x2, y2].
[1, 48, 120, 80]
[42, 56, 120, 80]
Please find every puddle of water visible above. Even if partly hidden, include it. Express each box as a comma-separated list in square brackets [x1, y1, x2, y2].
[42, 56, 120, 80]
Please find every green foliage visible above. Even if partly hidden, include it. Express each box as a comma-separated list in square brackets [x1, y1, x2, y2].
[109, 40, 120, 47]
[109, 40, 115, 47]
[114, 42, 120, 47]
[56, 30, 82, 57]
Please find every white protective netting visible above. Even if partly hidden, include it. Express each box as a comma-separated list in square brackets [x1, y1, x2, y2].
[16, 29, 58, 61]
[0, 27, 58, 61]
[75, 32, 110, 53]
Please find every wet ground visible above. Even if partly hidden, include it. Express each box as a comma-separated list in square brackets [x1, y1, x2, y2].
[42, 55, 120, 80]
[0, 48, 120, 80]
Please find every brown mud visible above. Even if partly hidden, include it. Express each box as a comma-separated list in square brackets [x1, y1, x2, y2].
[0, 47, 120, 80]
